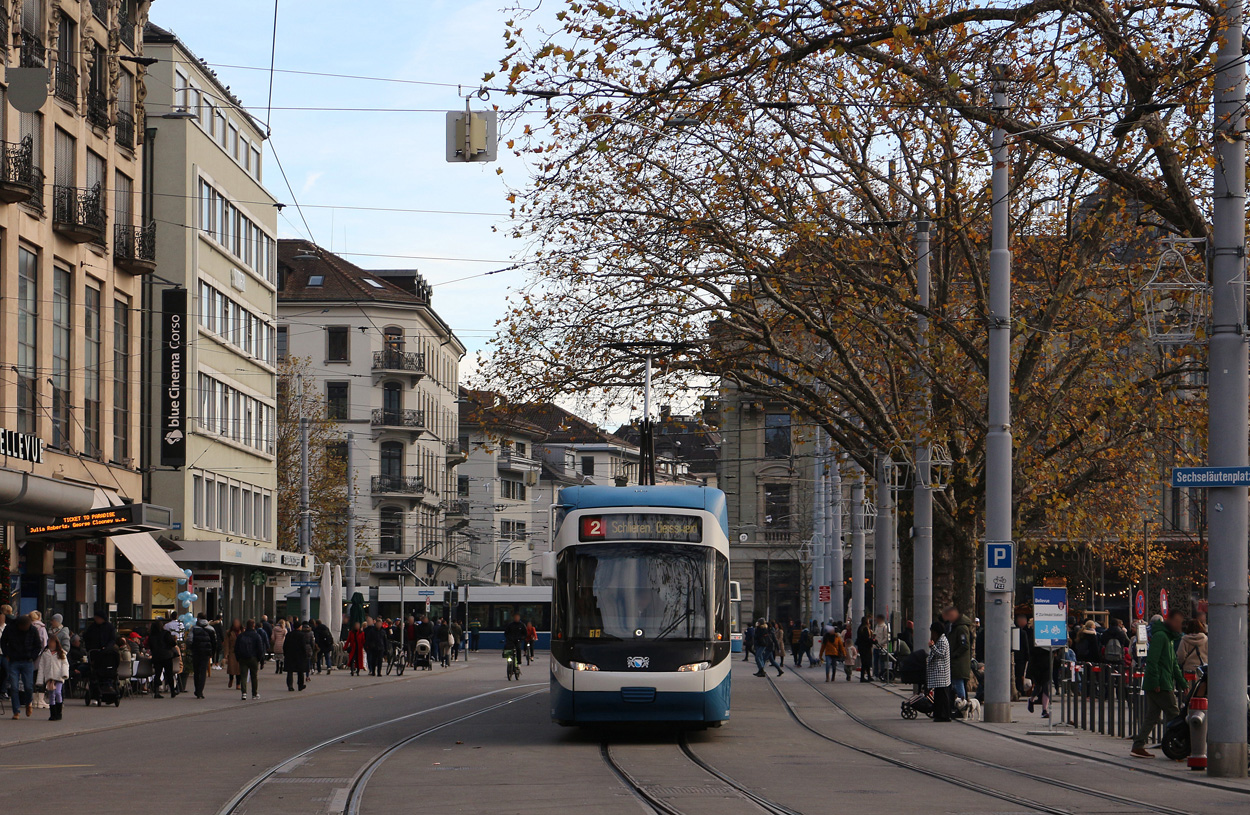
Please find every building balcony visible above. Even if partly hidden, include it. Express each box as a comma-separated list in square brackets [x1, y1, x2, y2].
[0, 138, 39, 204]
[20, 32, 44, 68]
[119, 10, 136, 50]
[370, 408, 426, 434]
[371, 474, 425, 496]
[86, 89, 110, 130]
[372, 350, 426, 383]
[53, 184, 106, 244]
[116, 111, 135, 150]
[23, 168, 44, 215]
[114, 222, 156, 274]
[54, 62, 77, 105]
[497, 448, 539, 472]
[445, 441, 468, 466]
[91, 0, 108, 22]
[444, 499, 470, 517]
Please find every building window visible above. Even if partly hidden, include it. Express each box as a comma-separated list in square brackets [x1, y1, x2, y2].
[326, 326, 349, 361]
[384, 326, 404, 352]
[515, 441, 527, 457]
[501, 519, 527, 541]
[581, 456, 595, 476]
[204, 478, 216, 529]
[764, 413, 791, 459]
[193, 476, 203, 527]
[764, 484, 791, 530]
[51, 267, 71, 449]
[380, 441, 403, 479]
[114, 296, 130, 462]
[325, 382, 349, 420]
[16, 248, 38, 434]
[501, 478, 526, 501]
[83, 286, 102, 457]
[458, 475, 470, 497]
[380, 507, 403, 554]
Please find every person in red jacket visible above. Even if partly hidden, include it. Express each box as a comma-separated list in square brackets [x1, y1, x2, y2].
[344, 621, 367, 677]
[524, 620, 538, 665]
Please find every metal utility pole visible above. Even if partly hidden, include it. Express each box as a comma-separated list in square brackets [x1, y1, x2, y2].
[1206, 0, 1248, 775]
[812, 442, 825, 625]
[850, 464, 866, 627]
[299, 416, 311, 620]
[873, 453, 894, 623]
[345, 431, 356, 601]
[913, 219, 935, 647]
[827, 457, 843, 623]
[983, 66, 1013, 724]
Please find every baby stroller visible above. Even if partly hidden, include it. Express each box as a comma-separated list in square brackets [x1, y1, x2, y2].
[84, 649, 122, 707]
[412, 639, 433, 671]
[897, 649, 932, 719]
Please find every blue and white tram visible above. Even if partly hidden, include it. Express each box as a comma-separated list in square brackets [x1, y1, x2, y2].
[546, 485, 732, 726]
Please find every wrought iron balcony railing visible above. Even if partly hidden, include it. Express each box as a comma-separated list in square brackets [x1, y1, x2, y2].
[372, 349, 426, 374]
[371, 474, 425, 495]
[114, 222, 156, 273]
[370, 408, 426, 429]
[118, 7, 134, 50]
[0, 137, 38, 204]
[444, 499, 470, 516]
[23, 167, 44, 215]
[53, 184, 107, 243]
[86, 88, 110, 129]
[20, 32, 44, 68]
[54, 61, 77, 104]
[116, 111, 135, 149]
[91, 0, 108, 22]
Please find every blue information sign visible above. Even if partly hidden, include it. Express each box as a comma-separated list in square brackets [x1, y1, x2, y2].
[1033, 587, 1068, 647]
[1171, 466, 1250, 487]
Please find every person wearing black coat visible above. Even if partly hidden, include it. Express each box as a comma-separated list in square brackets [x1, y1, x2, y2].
[1013, 613, 1033, 698]
[284, 623, 313, 691]
[148, 620, 178, 698]
[1, 616, 43, 719]
[742, 625, 754, 661]
[855, 617, 874, 682]
[82, 613, 116, 653]
[234, 621, 264, 699]
[363, 619, 387, 677]
[189, 615, 217, 699]
[313, 621, 335, 673]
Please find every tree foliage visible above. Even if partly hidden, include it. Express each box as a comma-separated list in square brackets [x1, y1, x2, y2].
[482, 0, 1215, 609]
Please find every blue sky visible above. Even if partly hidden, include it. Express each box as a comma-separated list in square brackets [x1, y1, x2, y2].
[154, 0, 542, 363]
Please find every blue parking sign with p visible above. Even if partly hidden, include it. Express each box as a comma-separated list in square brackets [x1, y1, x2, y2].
[985, 541, 1014, 593]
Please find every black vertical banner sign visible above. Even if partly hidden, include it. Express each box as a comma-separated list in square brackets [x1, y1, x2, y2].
[161, 288, 188, 467]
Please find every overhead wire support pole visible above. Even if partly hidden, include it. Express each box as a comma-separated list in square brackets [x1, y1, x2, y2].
[983, 65, 1014, 724]
[299, 415, 311, 620]
[345, 431, 356, 601]
[812, 436, 825, 625]
[827, 454, 843, 624]
[913, 219, 934, 647]
[1205, 0, 1249, 776]
[850, 462, 866, 628]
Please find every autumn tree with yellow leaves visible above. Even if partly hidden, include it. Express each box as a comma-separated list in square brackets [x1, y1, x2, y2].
[481, 0, 1214, 611]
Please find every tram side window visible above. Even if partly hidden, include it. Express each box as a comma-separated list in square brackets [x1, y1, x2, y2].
[484, 603, 551, 630]
[714, 554, 730, 642]
[553, 552, 569, 641]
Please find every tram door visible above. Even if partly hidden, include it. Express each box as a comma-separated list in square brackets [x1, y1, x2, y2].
[729, 580, 743, 653]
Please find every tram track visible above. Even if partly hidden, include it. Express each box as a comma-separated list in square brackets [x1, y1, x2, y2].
[216, 684, 544, 815]
[600, 734, 801, 815]
[787, 670, 1200, 815]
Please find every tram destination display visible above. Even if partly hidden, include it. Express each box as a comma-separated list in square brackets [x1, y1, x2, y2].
[578, 513, 702, 542]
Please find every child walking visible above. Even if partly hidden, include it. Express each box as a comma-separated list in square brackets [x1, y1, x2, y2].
[37, 637, 70, 721]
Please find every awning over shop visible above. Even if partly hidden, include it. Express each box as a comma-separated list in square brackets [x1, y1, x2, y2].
[110, 532, 186, 579]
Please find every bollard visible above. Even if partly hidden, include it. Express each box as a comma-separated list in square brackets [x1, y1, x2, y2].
[1187, 697, 1208, 771]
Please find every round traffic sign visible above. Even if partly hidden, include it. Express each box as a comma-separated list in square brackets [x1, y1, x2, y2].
[1135, 590, 1146, 618]
[1159, 589, 1169, 615]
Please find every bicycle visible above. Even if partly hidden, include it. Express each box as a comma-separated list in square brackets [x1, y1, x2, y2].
[385, 641, 406, 676]
[504, 645, 522, 681]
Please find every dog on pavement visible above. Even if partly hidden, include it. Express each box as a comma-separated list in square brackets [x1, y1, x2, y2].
[955, 696, 983, 721]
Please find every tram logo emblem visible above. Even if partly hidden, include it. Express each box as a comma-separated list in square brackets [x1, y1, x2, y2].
[626, 656, 650, 669]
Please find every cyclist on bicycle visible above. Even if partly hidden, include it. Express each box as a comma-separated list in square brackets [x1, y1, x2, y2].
[503, 613, 527, 675]
[524, 619, 538, 665]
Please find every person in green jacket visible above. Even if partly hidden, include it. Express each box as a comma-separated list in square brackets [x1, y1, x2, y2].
[943, 607, 974, 701]
[1130, 609, 1187, 758]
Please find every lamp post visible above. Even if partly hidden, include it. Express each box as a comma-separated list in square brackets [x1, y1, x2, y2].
[913, 219, 935, 645]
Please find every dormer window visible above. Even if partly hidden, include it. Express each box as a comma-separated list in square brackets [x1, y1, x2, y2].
[308, 275, 324, 286]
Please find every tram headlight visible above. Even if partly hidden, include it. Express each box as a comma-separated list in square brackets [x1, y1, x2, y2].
[571, 661, 600, 671]
[677, 661, 711, 672]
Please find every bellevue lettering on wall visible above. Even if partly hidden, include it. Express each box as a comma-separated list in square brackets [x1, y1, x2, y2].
[161, 288, 187, 467]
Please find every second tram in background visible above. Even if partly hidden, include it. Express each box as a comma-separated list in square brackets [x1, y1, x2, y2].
[545, 485, 732, 726]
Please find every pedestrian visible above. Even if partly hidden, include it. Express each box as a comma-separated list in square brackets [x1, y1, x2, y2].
[82, 610, 115, 653]
[469, 617, 481, 651]
[450, 619, 464, 662]
[855, 617, 874, 682]
[788, 621, 803, 667]
[752, 620, 784, 677]
[285, 622, 312, 692]
[1026, 638, 1055, 718]
[0, 606, 8, 704]
[189, 614, 217, 699]
[345, 621, 367, 677]
[900, 620, 915, 653]
[1101, 618, 1129, 668]
[927, 622, 953, 722]
[1130, 609, 1187, 758]
[148, 619, 179, 698]
[314, 619, 335, 674]
[28, 610, 48, 649]
[820, 627, 847, 682]
[800, 625, 816, 667]
[271, 619, 288, 674]
[524, 619, 537, 665]
[1, 615, 41, 719]
[944, 606, 973, 700]
[1012, 613, 1033, 698]
[364, 617, 387, 676]
[841, 623, 855, 680]
[1074, 620, 1100, 664]
[47, 613, 71, 655]
[872, 614, 890, 680]
[37, 636, 69, 721]
[742, 624, 754, 661]
[224, 619, 244, 690]
[234, 620, 264, 700]
[1176, 619, 1207, 678]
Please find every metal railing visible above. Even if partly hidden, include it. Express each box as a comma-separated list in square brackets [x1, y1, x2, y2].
[114, 222, 156, 265]
[497, 448, 538, 470]
[24, 167, 44, 214]
[20, 31, 44, 68]
[3, 137, 36, 190]
[116, 110, 135, 149]
[371, 474, 424, 494]
[1057, 659, 1173, 742]
[118, 7, 134, 50]
[91, 0, 108, 22]
[53, 184, 107, 237]
[444, 499, 470, 516]
[86, 88, 110, 129]
[372, 349, 426, 374]
[54, 61, 77, 104]
[370, 408, 426, 429]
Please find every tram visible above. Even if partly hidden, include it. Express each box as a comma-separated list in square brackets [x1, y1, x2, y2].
[546, 485, 732, 726]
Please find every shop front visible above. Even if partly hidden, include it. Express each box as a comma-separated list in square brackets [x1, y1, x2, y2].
[168, 539, 313, 623]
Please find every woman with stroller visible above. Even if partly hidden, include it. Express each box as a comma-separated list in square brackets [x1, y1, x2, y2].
[820, 627, 847, 682]
[928, 622, 953, 722]
[37, 636, 69, 721]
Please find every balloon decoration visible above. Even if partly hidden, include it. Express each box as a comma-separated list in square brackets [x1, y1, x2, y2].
[184, 569, 193, 577]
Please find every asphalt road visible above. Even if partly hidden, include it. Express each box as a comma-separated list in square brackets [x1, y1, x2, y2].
[3, 657, 1249, 815]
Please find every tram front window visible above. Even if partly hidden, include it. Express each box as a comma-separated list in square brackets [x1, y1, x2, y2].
[570, 543, 710, 641]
